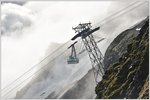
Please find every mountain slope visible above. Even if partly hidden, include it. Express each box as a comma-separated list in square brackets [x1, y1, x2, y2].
[58, 69, 96, 99]
[95, 18, 149, 99]
[103, 17, 148, 70]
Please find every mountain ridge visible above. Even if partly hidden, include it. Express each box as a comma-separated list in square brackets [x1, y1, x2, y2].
[95, 17, 149, 99]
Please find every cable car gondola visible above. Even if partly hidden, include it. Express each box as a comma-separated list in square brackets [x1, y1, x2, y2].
[67, 41, 79, 64]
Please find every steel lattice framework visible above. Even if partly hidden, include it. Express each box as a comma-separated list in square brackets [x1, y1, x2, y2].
[71, 23, 104, 83]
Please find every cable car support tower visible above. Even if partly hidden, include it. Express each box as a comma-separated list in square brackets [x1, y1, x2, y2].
[71, 22, 104, 83]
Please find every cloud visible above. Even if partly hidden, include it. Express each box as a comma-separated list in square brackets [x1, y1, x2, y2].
[1, 1, 112, 98]
[1, 3, 35, 36]
[1, 1, 148, 99]
[1, 1, 26, 5]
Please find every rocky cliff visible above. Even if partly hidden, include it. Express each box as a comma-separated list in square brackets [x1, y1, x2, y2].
[95, 18, 149, 99]
[104, 17, 148, 70]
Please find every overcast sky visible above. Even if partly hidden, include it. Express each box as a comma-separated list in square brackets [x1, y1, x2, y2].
[1, 0, 148, 91]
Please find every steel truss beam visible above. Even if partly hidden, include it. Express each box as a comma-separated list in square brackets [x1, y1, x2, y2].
[82, 34, 104, 83]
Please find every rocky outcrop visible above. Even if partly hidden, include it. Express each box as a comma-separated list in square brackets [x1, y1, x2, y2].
[95, 18, 149, 99]
[103, 17, 148, 70]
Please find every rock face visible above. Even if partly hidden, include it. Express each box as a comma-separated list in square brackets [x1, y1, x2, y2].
[103, 17, 148, 70]
[95, 18, 149, 99]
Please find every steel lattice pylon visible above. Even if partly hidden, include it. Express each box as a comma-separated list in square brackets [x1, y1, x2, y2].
[71, 22, 104, 83]
[82, 34, 104, 83]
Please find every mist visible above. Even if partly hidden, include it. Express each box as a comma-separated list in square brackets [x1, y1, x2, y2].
[1, 0, 148, 99]
[1, 0, 111, 90]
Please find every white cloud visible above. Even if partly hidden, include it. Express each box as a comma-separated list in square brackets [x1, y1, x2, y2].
[1, 1, 111, 90]
[1, 3, 35, 36]
[2, 1, 148, 98]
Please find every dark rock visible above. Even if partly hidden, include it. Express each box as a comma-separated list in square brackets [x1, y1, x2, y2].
[95, 17, 149, 99]
[103, 17, 148, 70]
